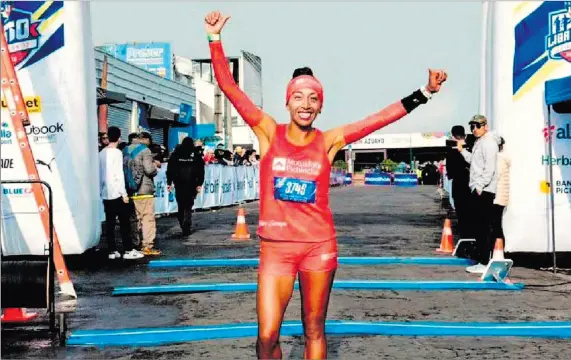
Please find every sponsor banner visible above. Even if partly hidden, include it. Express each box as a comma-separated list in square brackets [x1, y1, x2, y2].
[344, 173, 353, 185]
[1, 95, 42, 113]
[364, 172, 392, 186]
[329, 168, 346, 187]
[483, 1, 571, 252]
[99, 42, 173, 80]
[344, 132, 448, 150]
[394, 173, 419, 187]
[1, 2, 100, 256]
[98, 164, 346, 221]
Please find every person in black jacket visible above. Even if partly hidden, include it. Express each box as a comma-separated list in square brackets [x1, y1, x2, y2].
[445, 125, 473, 239]
[166, 137, 205, 236]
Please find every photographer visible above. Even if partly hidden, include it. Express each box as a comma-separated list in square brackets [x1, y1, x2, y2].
[445, 125, 473, 240]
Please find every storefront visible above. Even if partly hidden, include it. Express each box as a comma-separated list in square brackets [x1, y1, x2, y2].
[95, 49, 196, 148]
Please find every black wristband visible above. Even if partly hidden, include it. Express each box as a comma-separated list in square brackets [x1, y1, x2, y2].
[401, 89, 429, 113]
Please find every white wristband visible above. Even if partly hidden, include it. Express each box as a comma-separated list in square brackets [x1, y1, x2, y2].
[420, 86, 433, 100]
[208, 33, 221, 42]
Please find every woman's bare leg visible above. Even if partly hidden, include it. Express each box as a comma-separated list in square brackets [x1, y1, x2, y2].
[256, 273, 296, 359]
[298, 269, 336, 360]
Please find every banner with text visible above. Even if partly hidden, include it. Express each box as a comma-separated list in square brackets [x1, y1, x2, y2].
[99, 164, 346, 221]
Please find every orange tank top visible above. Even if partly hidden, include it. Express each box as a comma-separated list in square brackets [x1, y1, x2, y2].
[257, 124, 336, 242]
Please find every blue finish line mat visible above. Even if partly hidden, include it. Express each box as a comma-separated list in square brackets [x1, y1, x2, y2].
[67, 320, 571, 347]
[148, 256, 476, 269]
[112, 280, 524, 296]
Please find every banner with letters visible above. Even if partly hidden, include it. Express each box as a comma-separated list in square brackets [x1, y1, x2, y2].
[364, 172, 392, 185]
[329, 168, 346, 187]
[482, 1, 571, 252]
[394, 173, 419, 187]
[98, 164, 346, 221]
[344, 173, 353, 185]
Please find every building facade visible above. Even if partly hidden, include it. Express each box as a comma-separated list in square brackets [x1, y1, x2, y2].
[95, 49, 196, 150]
[173, 50, 263, 152]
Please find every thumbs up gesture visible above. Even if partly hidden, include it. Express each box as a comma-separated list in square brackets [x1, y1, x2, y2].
[426, 69, 448, 93]
[204, 11, 231, 35]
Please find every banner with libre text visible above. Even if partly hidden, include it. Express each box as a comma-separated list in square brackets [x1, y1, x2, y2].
[482, 1, 571, 252]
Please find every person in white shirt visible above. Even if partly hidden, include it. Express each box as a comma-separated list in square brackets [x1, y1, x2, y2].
[99, 126, 144, 260]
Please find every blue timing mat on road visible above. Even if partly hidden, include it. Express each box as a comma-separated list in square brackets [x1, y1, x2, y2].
[148, 256, 476, 269]
[67, 320, 571, 347]
[112, 280, 524, 296]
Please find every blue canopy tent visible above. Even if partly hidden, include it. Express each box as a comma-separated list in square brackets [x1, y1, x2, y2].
[545, 75, 571, 113]
[544, 75, 571, 273]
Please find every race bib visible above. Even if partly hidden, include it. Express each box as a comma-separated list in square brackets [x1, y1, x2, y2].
[273, 177, 316, 204]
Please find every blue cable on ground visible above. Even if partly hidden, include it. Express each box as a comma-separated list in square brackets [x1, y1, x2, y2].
[112, 280, 524, 296]
[67, 320, 571, 347]
[148, 256, 476, 269]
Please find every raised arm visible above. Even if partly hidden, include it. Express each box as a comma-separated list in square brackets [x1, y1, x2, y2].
[324, 69, 447, 154]
[205, 11, 276, 139]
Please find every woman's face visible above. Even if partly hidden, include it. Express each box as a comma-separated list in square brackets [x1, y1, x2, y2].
[286, 88, 322, 128]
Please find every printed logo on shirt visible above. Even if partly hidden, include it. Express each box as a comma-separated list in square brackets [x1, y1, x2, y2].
[272, 157, 286, 171]
[272, 157, 321, 175]
[258, 220, 287, 228]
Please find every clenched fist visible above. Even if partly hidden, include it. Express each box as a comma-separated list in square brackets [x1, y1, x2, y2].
[204, 11, 231, 35]
[426, 69, 448, 93]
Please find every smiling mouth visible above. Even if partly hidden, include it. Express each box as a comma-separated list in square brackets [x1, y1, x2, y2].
[298, 112, 313, 120]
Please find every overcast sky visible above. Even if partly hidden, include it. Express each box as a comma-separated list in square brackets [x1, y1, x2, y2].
[91, 1, 482, 133]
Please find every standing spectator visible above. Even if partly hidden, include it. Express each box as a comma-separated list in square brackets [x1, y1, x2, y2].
[457, 115, 499, 274]
[122, 132, 142, 253]
[99, 126, 144, 260]
[203, 147, 216, 163]
[166, 137, 205, 236]
[194, 138, 204, 152]
[445, 125, 473, 240]
[233, 146, 245, 166]
[98, 132, 109, 152]
[491, 137, 510, 247]
[194, 138, 205, 160]
[124, 132, 162, 256]
[249, 150, 259, 165]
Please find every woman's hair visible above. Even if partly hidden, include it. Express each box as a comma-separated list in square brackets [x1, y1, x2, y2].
[292, 67, 313, 79]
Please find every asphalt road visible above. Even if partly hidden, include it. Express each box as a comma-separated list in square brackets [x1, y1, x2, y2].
[2, 185, 570, 359]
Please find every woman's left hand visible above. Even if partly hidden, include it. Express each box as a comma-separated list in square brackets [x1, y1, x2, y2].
[426, 69, 448, 93]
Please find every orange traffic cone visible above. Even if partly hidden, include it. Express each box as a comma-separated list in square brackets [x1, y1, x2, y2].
[231, 207, 251, 241]
[492, 238, 505, 260]
[1, 308, 39, 322]
[436, 218, 454, 253]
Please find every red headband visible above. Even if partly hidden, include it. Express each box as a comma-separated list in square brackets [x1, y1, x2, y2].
[285, 75, 324, 105]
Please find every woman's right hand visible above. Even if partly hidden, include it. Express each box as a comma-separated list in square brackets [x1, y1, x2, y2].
[204, 11, 231, 35]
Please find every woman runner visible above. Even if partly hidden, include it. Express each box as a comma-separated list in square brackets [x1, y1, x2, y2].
[204, 11, 447, 359]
